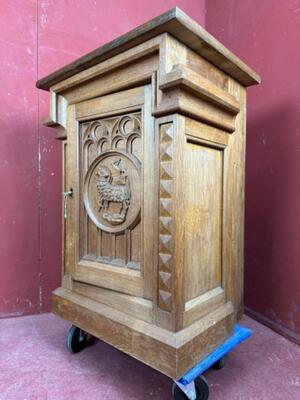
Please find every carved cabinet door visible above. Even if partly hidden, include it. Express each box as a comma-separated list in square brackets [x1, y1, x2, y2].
[64, 86, 156, 301]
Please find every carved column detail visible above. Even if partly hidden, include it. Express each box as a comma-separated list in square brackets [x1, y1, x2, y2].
[158, 123, 174, 312]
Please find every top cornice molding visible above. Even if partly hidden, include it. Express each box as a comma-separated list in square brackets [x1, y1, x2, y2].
[36, 7, 260, 90]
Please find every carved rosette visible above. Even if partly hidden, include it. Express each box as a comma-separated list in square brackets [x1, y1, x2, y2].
[158, 123, 174, 312]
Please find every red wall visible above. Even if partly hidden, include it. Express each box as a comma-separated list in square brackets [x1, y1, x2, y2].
[206, 0, 300, 342]
[3, 1, 299, 343]
[0, 1, 39, 316]
[0, 1, 205, 317]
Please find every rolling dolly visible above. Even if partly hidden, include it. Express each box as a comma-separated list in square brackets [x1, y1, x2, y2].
[172, 324, 252, 399]
[66, 323, 252, 400]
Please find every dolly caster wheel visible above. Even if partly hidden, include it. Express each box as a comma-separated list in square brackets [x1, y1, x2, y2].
[172, 376, 209, 400]
[212, 355, 227, 370]
[66, 325, 88, 353]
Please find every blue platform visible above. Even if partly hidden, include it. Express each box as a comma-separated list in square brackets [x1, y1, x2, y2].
[178, 324, 252, 386]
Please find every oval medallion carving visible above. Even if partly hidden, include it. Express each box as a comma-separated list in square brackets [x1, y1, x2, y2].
[84, 150, 141, 233]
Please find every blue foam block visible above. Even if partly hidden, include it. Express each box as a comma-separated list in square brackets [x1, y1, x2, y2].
[179, 324, 252, 385]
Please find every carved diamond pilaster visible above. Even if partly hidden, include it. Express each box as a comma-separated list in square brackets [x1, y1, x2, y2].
[158, 123, 174, 312]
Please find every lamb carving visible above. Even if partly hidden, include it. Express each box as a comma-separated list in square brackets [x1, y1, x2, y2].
[95, 158, 131, 224]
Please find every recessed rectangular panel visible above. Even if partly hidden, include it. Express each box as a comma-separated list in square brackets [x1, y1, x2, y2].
[79, 111, 142, 270]
[184, 141, 223, 302]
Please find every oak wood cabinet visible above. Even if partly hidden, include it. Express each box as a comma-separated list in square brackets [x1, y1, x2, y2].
[37, 8, 260, 380]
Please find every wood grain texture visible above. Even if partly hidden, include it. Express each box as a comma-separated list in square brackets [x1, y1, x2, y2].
[53, 287, 233, 379]
[36, 7, 260, 90]
[227, 79, 247, 320]
[73, 281, 153, 324]
[159, 64, 240, 114]
[183, 142, 223, 300]
[183, 287, 225, 327]
[37, 9, 259, 380]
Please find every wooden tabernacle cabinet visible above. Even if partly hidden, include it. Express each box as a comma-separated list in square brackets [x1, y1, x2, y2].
[37, 8, 260, 380]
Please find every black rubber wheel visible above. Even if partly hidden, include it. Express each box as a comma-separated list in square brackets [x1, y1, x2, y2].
[66, 325, 88, 353]
[172, 376, 209, 400]
[212, 355, 227, 370]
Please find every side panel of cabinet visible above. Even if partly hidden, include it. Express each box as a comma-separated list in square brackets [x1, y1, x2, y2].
[181, 118, 232, 328]
[183, 142, 223, 300]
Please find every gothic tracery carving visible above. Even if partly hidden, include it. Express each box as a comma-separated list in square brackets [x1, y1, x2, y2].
[81, 112, 141, 234]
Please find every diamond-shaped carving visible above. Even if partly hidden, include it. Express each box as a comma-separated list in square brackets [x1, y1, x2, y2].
[159, 271, 172, 291]
[160, 162, 173, 180]
[160, 126, 173, 143]
[158, 123, 174, 314]
[160, 199, 172, 217]
[160, 180, 173, 198]
[159, 217, 172, 235]
[159, 234, 172, 254]
[159, 253, 172, 271]
[159, 290, 172, 311]
[160, 143, 173, 161]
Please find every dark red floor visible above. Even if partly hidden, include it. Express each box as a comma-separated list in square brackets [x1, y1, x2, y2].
[0, 314, 299, 399]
